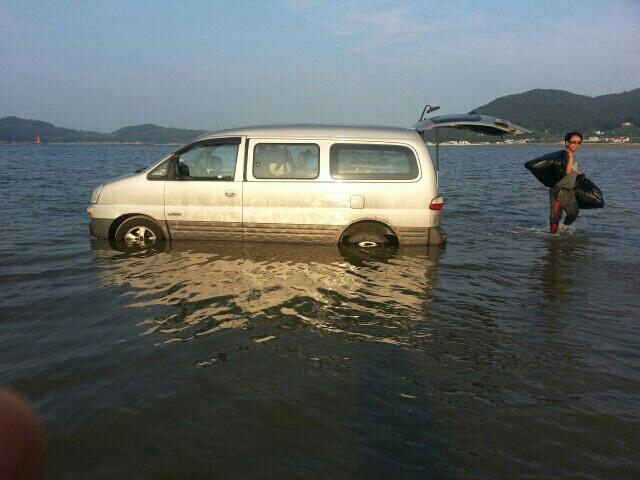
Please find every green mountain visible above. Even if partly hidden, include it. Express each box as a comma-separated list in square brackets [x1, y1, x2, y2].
[102, 124, 206, 144]
[473, 88, 640, 140]
[0, 116, 205, 144]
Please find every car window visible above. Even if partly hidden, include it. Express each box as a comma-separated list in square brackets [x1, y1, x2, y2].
[330, 144, 419, 180]
[253, 144, 319, 179]
[176, 144, 238, 180]
[148, 159, 170, 179]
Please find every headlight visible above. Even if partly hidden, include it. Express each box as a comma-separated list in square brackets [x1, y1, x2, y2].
[90, 184, 104, 204]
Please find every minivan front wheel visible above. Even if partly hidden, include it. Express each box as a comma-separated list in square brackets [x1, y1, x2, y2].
[115, 217, 164, 247]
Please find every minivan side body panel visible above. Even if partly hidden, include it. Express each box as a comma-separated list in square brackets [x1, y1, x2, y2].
[164, 138, 245, 240]
[241, 134, 438, 244]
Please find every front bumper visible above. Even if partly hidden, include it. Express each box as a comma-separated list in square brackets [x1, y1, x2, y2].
[89, 218, 112, 239]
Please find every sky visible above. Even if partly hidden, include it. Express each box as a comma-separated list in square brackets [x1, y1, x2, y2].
[1, 0, 639, 132]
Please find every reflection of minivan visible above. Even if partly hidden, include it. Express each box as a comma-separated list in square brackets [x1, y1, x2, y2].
[88, 115, 527, 247]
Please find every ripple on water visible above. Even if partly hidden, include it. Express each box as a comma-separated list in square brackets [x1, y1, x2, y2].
[88, 242, 443, 350]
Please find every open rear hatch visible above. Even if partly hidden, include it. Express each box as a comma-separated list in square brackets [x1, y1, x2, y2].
[415, 113, 530, 136]
[414, 113, 530, 185]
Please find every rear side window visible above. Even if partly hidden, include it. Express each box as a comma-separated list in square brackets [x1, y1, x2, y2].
[330, 144, 419, 180]
[254, 144, 319, 179]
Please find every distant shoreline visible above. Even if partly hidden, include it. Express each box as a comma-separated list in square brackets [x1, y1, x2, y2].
[0, 142, 183, 146]
[436, 142, 640, 148]
[1, 142, 639, 148]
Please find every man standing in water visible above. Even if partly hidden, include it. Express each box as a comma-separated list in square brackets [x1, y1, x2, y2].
[549, 131, 583, 234]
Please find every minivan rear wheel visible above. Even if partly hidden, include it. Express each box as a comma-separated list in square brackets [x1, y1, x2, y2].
[350, 232, 387, 248]
[341, 222, 396, 248]
[114, 217, 164, 248]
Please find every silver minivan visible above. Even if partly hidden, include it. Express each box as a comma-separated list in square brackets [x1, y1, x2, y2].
[87, 115, 527, 248]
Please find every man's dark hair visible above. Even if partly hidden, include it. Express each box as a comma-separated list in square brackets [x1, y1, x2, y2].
[564, 131, 583, 142]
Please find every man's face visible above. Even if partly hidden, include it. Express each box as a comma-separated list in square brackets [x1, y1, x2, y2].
[565, 135, 582, 154]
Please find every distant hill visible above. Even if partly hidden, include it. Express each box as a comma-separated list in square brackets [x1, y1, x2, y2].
[0, 116, 205, 144]
[101, 124, 206, 144]
[0, 116, 97, 143]
[473, 88, 640, 140]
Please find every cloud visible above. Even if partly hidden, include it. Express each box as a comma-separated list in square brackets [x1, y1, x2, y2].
[282, 1, 495, 55]
[334, 6, 429, 39]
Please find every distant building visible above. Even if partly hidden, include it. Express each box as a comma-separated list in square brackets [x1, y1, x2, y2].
[621, 122, 632, 127]
[594, 130, 605, 135]
[604, 136, 630, 143]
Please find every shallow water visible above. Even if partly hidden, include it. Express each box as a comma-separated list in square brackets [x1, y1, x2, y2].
[1, 144, 639, 479]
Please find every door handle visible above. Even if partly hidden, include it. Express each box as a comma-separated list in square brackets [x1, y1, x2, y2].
[224, 191, 236, 197]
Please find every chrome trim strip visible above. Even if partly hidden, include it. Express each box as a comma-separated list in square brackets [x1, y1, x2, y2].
[167, 221, 243, 240]
[165, 221, 444, 245]
[243, 223, 341, 243]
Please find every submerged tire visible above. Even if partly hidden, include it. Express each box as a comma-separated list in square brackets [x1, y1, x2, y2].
[114, 217, 164, 248]
[341, 222, 396, 248]
[348, 231, 388, 248]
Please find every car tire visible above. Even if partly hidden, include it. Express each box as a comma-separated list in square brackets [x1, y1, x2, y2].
[114, 217, 164, 248]
[341, 223, 394, 248]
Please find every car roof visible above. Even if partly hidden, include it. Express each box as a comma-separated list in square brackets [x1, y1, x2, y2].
[197, 124, 421, 142]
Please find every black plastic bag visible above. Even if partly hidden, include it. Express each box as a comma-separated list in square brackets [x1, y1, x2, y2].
[524, 150, 567, 187]
[525, 150, 604, 210]
[575, 175, 604, 209]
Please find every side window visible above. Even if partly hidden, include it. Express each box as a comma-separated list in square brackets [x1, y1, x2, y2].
[330, 144, 419, 180]
[148, 159, 170, 179]
[253, 144, 319, 179]
[176, 143, 238, 180]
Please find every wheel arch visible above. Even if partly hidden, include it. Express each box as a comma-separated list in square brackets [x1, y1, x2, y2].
[339, 219, 399, 246]
[109, 214, 168, 240]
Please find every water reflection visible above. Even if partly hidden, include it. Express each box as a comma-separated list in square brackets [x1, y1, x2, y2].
[91, 240, 442, 351]
[539, 234, 591, 304]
